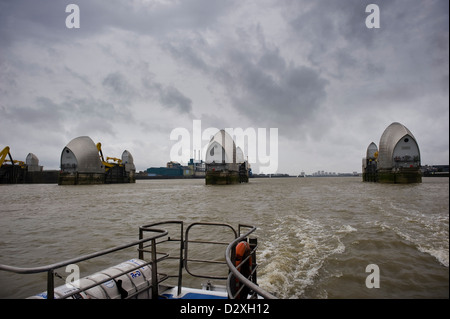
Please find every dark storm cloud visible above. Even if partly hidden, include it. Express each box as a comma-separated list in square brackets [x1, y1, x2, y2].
[157, 86, 193, 115]
[0, 1, 67, 47]
[164, 26, 329, 132]
[1, 94, 129, 135]
[281, 0, 449, 141]
[224, 49, 328, 129]
[63, 96, 123, 122]
[0, 0, 237, 48]
[2, 97, 64, 129]
[141, 75, 193, 115]
[164, 41, 210, 73]
[0, 0, 448, 173]
[288, 0, 449, 82]
[102, 72, 135, 99]
[288, 0, 393, 55]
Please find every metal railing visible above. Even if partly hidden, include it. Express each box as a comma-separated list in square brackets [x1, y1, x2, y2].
[0, 220, 277, 299]
[139, 221, 185, 296]
[225, 225, 277, 299]
[138, 221, 239, 295]
[184, 222, 237, 280]
[0, 227, 169, 299]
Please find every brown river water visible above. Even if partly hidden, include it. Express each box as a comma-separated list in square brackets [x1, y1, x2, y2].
[0, 177, 448, 299]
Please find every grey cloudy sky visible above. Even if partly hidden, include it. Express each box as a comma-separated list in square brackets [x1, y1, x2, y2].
[1, 0, 448, 175]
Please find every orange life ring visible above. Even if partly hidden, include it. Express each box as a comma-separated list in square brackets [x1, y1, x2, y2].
[234, 241, 252, 298]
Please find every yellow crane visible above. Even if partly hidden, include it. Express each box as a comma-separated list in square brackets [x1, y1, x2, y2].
[0, 146, 25, 168]
[0, 146, 12, 167]
[96, 143, 122, 171]
[106, 157, 122, 164]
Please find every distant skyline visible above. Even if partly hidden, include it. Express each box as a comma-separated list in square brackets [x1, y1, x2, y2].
[1, 0, 448, 175]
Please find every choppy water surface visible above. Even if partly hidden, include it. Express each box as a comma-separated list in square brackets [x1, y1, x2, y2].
[0, 177, 448, 299]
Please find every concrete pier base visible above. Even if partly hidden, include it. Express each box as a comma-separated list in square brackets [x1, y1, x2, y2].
[362, 172, 378, 182]
[58, 172, 105, 185]
[25, 170, 59, 184]
[377, 168, 422, 184]
[205, 161, 249, 185]
[1, 167, 59, 184]
[0, 166, 26, 184]
[105, 166, 135, 184]
[205, 170, 240, 185]
[58, 169, 135, 185]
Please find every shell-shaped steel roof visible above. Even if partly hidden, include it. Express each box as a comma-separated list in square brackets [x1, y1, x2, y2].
[377, 122, 417, 169]
[62, 136, 104, 173]
[26, 153, 39, 166]
[236, 147, 245, 163]
[205, 129, 236, 164]
[366, 142, 378, 159]
[121, 150, 134, 164]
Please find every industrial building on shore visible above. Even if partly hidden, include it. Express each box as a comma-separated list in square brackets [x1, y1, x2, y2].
[146, 158, 206, 178]
[362, 122, 422, 183]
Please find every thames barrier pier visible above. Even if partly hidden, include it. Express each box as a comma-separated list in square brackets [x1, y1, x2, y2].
[362, 142, 378, 182]
[205, 130, 250, 185]
[58, 136, 135, 185]
[0, 147, 59, 184]
[362, 122, 422, 183]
